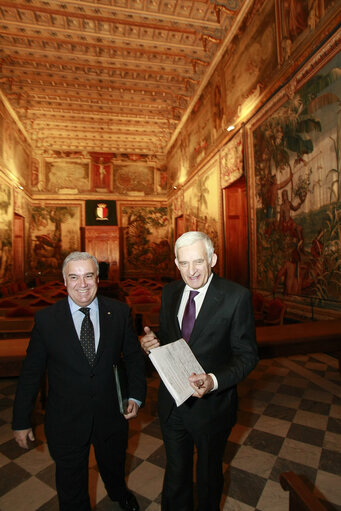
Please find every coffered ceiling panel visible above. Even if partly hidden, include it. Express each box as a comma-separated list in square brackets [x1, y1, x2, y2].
[0, 0, 248, 155]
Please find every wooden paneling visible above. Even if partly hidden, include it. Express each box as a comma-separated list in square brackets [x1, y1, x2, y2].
[82, 226, 121, 280]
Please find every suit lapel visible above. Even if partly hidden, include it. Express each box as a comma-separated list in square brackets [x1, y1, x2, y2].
[95, 296, 111, 362]
[55, 298, 87, 361]
[170, 283, 184, 339]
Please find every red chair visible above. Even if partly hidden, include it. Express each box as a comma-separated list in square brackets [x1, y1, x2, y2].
[264, 298, 286, 325]
[252, 292, 265, 324]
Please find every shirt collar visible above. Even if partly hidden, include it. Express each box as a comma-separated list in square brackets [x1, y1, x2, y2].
[184, 272, 214, 294]
[68, 296, 99, 313]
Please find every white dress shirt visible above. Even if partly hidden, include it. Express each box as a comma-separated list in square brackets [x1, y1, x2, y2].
[177, 274, 218, 390]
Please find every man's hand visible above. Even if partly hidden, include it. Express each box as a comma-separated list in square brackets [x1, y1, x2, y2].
[123, 400, 140, 420]
[13, 428, 35, 449]
[140, 326, 160, 354]
[189, 373, 214, 398]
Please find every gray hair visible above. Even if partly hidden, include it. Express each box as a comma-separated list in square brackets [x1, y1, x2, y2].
[62, 251, 99, 278]
[174, 231, 215, 261]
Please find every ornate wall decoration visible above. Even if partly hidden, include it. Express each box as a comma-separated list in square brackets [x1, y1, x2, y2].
[183, 156, 222, 273]
[45, 160, 90, 193]
[2, 114, 30, 188]
[220, 130, 244, 188]
[249, 42, 341, 317]
[222, 0, 278, 125]
[85, 200, 117, 226]
[89, 153, 113, 192]
[29, 204, 81, 276]
[120, 204, 170, 276]
[113, 163, 155, 195]
[0, 178, 12, 284]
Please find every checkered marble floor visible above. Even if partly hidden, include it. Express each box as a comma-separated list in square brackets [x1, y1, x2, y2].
[0, 353, 340, 511]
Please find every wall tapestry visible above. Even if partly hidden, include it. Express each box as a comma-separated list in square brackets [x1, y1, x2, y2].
[120, 204, 170, 276]
[29, 204, 81, 276]
[252, 48, 341, 313]
[0, 178, 12, 283]
[183, 157, 222, 273]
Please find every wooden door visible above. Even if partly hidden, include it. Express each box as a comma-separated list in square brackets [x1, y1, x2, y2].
[82, 226, 120, 280]
[13, 213, 25, 281]
[223, 177, 249, 287]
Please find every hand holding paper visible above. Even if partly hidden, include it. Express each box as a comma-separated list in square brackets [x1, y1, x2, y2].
[148, 338, 205, 406]
[189, 372, 214, 397]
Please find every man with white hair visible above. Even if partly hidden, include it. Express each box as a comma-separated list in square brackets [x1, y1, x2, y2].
[141, 231, 258, 511]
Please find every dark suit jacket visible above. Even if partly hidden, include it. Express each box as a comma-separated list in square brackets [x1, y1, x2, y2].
[12, 295, 146, 446]
[157, 273, 258, 434]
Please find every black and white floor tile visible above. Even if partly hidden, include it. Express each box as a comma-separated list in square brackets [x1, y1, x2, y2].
[0, 352, 340, 510]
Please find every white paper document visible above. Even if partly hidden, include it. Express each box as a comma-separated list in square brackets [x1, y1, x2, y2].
[148, 338, 205, 406]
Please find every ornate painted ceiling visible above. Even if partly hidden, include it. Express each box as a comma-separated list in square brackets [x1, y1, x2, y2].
[0, 0, 249, 156]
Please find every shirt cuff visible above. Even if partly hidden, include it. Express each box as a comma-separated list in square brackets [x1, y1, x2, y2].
[208, 373, 218, 391]
[129, 398, 142, 407]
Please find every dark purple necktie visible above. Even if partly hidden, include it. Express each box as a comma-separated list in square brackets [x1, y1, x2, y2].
[181, 290, 199, 342]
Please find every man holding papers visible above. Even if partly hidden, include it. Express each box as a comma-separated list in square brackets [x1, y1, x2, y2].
[141, 231, 258, 511]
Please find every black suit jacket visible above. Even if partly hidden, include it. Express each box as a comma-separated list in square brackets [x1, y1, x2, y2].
[157, 273, 258, 434]
[12, 295, 146, 446]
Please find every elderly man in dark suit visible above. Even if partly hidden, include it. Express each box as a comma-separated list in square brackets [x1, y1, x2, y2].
[12, 251, 146, 511]
[141, 231, 258, 511]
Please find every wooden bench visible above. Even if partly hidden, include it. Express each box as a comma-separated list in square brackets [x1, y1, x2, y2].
[280, 471, 328, 511]
[257, 319, 341, 372]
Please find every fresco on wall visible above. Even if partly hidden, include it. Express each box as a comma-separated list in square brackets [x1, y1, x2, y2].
[167, 131, 190, 190]
[156, 165, 168, 194]
[183, 159, 221, 271]
[166, 0, 277, 186]
[223, 0, 277, 125]
[121, 205, 170, 275]
[89, 153, 113, 191]
[114, 163, 155, 195]
[29, 205, 80, 275]
[211, 68, 226, 140]
[0, 111, 3, 160]
[188, 90, 213, 170]
[277, 0, 324, 61]
[45, 160, 90, 193]
[253, 50, 341, 310]
[2, 119, 30, 187]
[0, 179, 12, 283]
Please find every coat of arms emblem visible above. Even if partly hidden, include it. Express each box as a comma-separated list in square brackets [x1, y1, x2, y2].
[96, 203, 109, 221]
